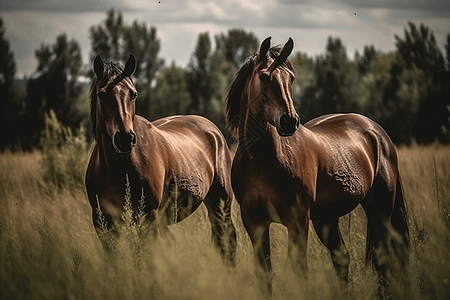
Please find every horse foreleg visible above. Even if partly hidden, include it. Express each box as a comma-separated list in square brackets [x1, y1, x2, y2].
[285, 206, 309, 296]
[242, 210, 272, 294]
[92, 206, 119, 252]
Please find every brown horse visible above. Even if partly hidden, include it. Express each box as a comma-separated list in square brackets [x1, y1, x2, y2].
[85, 54, 236, 264]
[225, 37, 409, 298]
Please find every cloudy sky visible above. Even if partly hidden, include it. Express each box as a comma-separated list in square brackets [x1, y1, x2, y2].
[2, 0, 450, 77]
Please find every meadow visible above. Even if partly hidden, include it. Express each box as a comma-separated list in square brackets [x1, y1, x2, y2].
[1, 144, 450, 300]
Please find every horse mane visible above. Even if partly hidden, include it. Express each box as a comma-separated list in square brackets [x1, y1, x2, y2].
[89, 60, 124, 138]
[225, 46, 295, 138]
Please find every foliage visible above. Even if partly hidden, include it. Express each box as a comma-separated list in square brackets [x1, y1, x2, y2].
[0, 17, 24, 150]
[1, 17, 450, 148]
[295, 24, 450, 145]
[151, 62, 192, 120]
[186, 29, 259, 132]
[299, 37, 367, 120]
[359, 51, 396, 123]
[186, 32, 216, 117]
[22, 33, 87, 150]
[215, 28, 259, 72]
[383, 22, 450, 144]
[40, 110, 89, 190]
[89, 9, 124, 61]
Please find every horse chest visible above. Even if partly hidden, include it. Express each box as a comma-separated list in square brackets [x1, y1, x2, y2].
[232, 157, 297, 217]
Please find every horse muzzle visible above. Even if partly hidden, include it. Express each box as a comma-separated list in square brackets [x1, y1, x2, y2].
[275, 112, 300, 136]
[112, 130, 137, 154]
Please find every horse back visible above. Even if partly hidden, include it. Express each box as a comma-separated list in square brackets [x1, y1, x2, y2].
[305, 113, 396, 163]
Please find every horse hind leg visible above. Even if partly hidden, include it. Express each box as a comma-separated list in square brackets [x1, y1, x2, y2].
[362, 183, 396, 300]
[313, 219, 350, 285]
[204, 181, 237, 266]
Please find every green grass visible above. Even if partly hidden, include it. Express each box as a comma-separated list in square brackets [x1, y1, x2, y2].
[1, 145, 450, 299]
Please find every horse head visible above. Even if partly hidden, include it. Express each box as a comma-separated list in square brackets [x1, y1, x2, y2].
[92, 54, 138, 154]
[226, 37, 298, 138]
[245, 37, 298, 137]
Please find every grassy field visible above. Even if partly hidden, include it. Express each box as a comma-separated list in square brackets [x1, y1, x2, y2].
[1, 145, 449, 300]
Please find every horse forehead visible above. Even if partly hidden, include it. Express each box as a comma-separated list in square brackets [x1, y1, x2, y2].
[254, 58, 294, 78]
[98, 75, 135, 93]
[254, 58, 272, 71]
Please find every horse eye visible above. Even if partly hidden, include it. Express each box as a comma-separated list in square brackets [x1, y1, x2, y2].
[131, 91, 138, 100]
[259, 73, 271, 83]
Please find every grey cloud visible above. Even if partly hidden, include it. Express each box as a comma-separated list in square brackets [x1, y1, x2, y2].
[332, 0, 450, 12]
[277, 0, 450, 11]
[0, 0, 134, 13]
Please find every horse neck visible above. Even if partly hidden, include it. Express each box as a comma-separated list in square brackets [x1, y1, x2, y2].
[238, 119, 313, 165]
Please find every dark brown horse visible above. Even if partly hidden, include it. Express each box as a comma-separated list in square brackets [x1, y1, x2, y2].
[85, 54, 236, 264]
[225, 37, 409, 297]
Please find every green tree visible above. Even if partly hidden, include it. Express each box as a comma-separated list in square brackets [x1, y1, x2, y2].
[444, 34, 450, 142]
[123, 20, 164, 119]
[355, 45, 377, 75]
[301, 37, 367, 120]
[89, 10, 164, 119]
[215, 28, 259, 72]
[23, 34, 86, 149]
[359, 50, 396, 123]
[186, 32, 215, 116]
[384, 22, 449, 144]
[185, 32, 233, 131]
[292, 52, 316, 119]
[151, 62, 191, 120]
[0, 17, 24, 150]
[89, 9, 124, 61]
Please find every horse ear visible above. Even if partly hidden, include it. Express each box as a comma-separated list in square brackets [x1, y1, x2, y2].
[258, 37, 271, 60]
[268, 37, 294, 74]
[279, 37, 294, 61]
[93, 55, 104, 78]
[123, 54, 136, 77]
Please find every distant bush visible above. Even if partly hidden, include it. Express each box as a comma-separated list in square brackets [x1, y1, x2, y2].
[40, 109, 89, 190]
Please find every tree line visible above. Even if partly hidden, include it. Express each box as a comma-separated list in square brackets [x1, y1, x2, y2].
[1, 10, 449, 150]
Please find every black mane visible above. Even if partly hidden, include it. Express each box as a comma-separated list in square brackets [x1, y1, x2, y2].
[225, 46, 295, 138]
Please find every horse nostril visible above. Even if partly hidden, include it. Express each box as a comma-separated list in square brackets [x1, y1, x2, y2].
[112, 131, 136, 154]
[278, 113, 299, 136]
[113, 132, 122, 148]
[280, 114, 290, 131]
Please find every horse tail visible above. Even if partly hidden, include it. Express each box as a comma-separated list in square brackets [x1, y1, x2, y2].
[364, 173, 410, 267]
[391, 173, 410, 265]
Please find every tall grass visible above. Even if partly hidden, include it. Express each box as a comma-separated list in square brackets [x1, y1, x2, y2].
[0, 144, 449, 299]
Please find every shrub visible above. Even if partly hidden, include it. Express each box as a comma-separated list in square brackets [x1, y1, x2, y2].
[40, 109, 89, 190]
